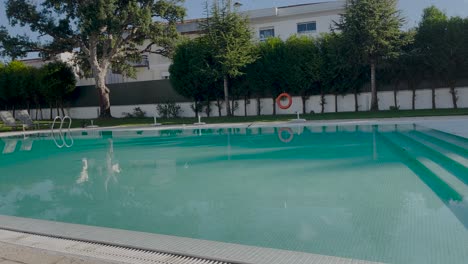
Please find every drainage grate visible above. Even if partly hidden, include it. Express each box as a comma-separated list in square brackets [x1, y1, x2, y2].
[0, 229, 231, 264]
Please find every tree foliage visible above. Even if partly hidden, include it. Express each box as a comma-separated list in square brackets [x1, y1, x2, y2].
[40, 61, 77, 116]
[169, 38, 219, 117]
[414, 6, 468, 109]
[200, 0, 256, 116]
[283, 35, 321, 114]
[0, 0, 185, 117]
[379, 30, 415, 110]
[336, 0, 404, 111]
[0, 60, 76, 117]
[0, 61, 29, 111]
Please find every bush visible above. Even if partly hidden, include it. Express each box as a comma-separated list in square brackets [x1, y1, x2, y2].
[123, 107, 147, 118]
[157, 101, 182, 118]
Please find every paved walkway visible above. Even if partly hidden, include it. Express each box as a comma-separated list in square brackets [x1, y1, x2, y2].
[0, 242, 110, 264]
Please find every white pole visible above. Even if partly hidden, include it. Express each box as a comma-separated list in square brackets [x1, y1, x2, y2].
[153, 113, 161, 126]
[193, 114, 205, 125]
[290, 111, 306, 123]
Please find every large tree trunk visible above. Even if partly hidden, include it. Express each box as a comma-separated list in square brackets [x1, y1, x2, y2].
[49, 104, 53, 120]
[370, 61, 378, 111]
[93, 65, 111, 118]
[223, 76, 231, 116]
[88, 40, 112, 118]
[431, 82, 436, 110]
[97, 87, 111, 117]
[450, 84, 458, 109]
[354, 90, 359, 112]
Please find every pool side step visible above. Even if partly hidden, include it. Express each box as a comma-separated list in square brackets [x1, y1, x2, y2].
[410, 130, 468, 157]
[403, 132, 468, 169]
[393, 131, 468, 185]
[380, 132, 468, 229]
[415, 127, 468, 150]
[416, 157, 468, 197]
[377, 132, 463, 202]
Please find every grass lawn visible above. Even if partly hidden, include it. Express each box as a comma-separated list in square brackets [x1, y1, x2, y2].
[1, 108, 468, 133]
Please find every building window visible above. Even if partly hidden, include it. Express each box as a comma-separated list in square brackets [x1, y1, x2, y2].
[297, 22, 317, 34]
[259, 27, 275, 41]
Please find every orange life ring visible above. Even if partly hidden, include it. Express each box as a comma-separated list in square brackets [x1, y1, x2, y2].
[276, 93, 293, 110]
[278, 127, 294, 143]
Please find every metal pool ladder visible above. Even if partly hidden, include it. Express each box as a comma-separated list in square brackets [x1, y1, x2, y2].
[51, 116, 74, 148]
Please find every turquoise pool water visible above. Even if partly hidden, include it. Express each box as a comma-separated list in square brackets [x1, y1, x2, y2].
[0, 124, 467, 263]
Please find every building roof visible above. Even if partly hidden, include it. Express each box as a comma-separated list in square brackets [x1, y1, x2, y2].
[278, 1, 336, 9]
[248, 1, 344, 19]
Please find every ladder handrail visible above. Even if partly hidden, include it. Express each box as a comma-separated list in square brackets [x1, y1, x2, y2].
[51, 116, 65, 148]
[51, 116, 62, 130]
[51, 116, 74, 148]
[62, 116, 74, 148]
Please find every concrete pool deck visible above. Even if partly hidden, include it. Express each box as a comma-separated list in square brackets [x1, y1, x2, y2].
[0, 215, 382, 264]
[1, 115, 467, 263]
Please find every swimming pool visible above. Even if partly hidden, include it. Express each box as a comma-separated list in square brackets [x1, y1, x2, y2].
[0, 124, 467, 263]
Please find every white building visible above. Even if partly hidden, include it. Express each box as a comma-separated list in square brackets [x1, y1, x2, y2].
[72, 1, 345, 86]
[21, 1, 345, 85]
[248, 1, 344, 41]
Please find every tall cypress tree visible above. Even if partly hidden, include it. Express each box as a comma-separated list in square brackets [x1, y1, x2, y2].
[200, 0, 256, 116]
[336, 0, 404, 111]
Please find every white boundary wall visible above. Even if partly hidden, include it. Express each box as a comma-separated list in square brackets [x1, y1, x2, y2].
[25, 87, 468, 119]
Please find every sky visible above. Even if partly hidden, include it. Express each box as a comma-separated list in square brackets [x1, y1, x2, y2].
[1, 0, 468, 52]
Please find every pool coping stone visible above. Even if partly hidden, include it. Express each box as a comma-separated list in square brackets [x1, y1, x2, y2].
[0, 215, 381, 264]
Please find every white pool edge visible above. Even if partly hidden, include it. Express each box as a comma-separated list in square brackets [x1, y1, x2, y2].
[0, 215, 381, 264]
[1, 115, 468, 139]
